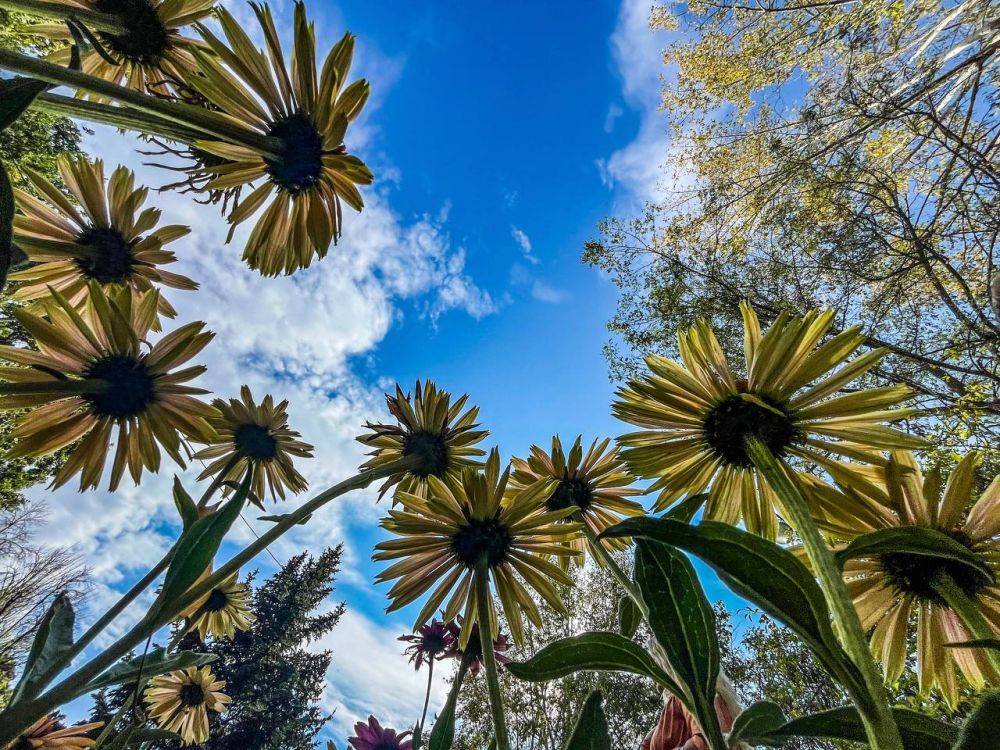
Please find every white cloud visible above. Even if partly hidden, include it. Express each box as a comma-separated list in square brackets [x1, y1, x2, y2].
[510, 226, 538, 265]
[604, 103, 624, 133]
[531, 281, 568, 304]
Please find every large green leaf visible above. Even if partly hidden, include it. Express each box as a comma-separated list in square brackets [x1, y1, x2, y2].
[603, 517, 864, 695]
[633, 539, 719, 705]
[11, 592, 74, 702]
[0, 77, 48, 132]
[506, 631, 681, 696]
[727, 701, 787, 747]
[954, 691, 1000, 750]
[172, 477, 200, 530]
[152, 473, 251, 623]
[563, 691, 611, 750]
[84, 647, 217, 693]
[617, 594, 641, 639]
[836, 527, 994, 584]
[738, 706, 957, 750]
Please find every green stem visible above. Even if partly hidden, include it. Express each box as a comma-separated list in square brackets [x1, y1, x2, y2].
[749, 439, 904, 750]
[91, 692, 135, 749]
[34, 92, 210, 144]
[581, 523, 647, 618]
[930, 570, 1000, 675]
[0, 379, 106, 395]
[0, 457, 416, 746]
[196, 455, 243, 509]
[0, 0, 122, 32]
[0, 48, 280, 156]
[474, 557, 510, 750]
[419, 658, 434, 731]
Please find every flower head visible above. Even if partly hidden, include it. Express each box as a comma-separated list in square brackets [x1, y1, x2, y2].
[187, 571, 255, 640]
[447, 616, 512, 677]
[827, 451, 1000, 705]
[193, 385, 313, 504]
[29, 0, 213, 97]
[510, 435, 644, 567]
[143, 665, 230, 746]
[398, 618, 457, 671]
[0, 284, 216, 490]
[358, 380, 488, 503]
[347, 716, 412, 750]
[375, 449, 582, 645]
[9, 157, 196, 327]
[614, 304, 921, 538]
[6, 715, 102, 750]
[183, 2, 373, 275]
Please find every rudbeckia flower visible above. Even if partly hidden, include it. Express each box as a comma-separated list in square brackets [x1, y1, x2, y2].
[143, 666, 230, 746]
[348, 717, 412, 750]
[9, 156, 196, 327]
[187, 571, 255, 640]
[398, 618, 457, 671]
[358, 380, 487, 502]
[826, 451, 1000, 706]
[0, 284, 216, 490]
[27, 0, 213, 97]
[614, 303, 921, 538]
[510, 435, 644, 567]
[193, 385, 313, 504]
[6, 715, 103, 750]
[374, 449, 581, 645]
[184, 2, 373, 275]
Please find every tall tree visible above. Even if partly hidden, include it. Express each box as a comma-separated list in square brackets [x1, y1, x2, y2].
[584, 0, 999, 463]
[91, 547, 346, 750]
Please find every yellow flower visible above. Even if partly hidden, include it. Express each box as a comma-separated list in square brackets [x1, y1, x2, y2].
[0, 284, 216, 490]
[357, 380, 487, 502]
[184, 2, 373, 276]
[27, 0, 213, 98]
[510, 435, 644, 567]
[374, 449, 582, 645]
[144, 665, 230, 746]
[193, 385, 314, 504]
[613, 304, 921, 538]
[187, 571, 255, 640]
[9, 156, 197, 327]
[827, 451, 1000, 706]
[5, 715, 102, 750]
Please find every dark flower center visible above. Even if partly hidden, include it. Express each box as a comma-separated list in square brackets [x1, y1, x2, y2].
[94, 0, 170, 64]
[421, 632, 447, 655]
[452, 517, 512, 568]
[702, 394, 798, 468]
[265, 113, 324, 194]
[234, 423, 278, 461]
[84, 355, 155, 419]
[373, 741, 401, 750]
[546, 476, 593, 513]
[179, 683, 206, 707]
[403, 429, 450, 478]
[880, 531, 991, 604]
[13, 737, 34, 750]
[75, 226, 136, 284]
[205, 588, 229, 612]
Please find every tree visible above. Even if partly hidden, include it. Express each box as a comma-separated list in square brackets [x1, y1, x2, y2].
[452, 560, 662, 750]
[91, 547, 346, 750]
[584, 0, 999, 464]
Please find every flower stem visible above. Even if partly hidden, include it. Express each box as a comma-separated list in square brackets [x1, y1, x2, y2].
[474, 556, 510, 750]
[0, 0, 122, 32]
[0, 457, 416, 746]
[419, 659, 434, 731]
[0, 48, 280, 156]
[34, 92, 210, 144]
[0, 379, 107, 395]
[748, 439, 904, 750]
[581, 523, 647, 618]
[930, 570, 1000, 674]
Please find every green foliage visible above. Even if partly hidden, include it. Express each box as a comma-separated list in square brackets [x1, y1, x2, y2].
[953, 691, 1000, 750]
[562, 691, 610, 750]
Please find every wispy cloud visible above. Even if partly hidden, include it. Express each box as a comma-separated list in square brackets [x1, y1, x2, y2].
[511, 226, 539, 265]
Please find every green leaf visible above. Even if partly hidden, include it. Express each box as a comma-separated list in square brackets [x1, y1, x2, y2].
[836, 527, 994, 584]
[617, 594, 641, 639]
[604, 517, 864, 695]
[664, 491, 710, 523]
[259, 512, 311, 525]
[563, 691, 611, 750]
[0, 77, 49, 132]
[1, 159, 14, 291]
[11, 592, 74, 702]
[412, 723, 422, 750]
[738, 706, 958, 750]
[728, 701, 786, 747]
[84, 647, 217, 693]
[152, 473, 251, 623]
[633, 538, 721, 738]
[945, 638, 1000, 651]
[954, 691, 1000, 750]
[428, 658, 469, 750]
[173, 477, 200, 530]
[506, 631, 681, 696]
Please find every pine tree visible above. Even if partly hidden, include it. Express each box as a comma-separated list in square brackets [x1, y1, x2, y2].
[91, 546, 345, 750]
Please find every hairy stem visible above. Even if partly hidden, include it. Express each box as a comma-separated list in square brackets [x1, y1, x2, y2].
[0, 0, 122, 32]
[749, 439, 904, 750]
[475, 557, 510, 750]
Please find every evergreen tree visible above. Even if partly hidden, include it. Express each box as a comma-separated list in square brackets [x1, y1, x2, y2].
[92, 547, 345, 750]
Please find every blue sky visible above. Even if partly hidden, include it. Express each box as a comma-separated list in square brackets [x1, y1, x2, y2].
[30, 0, 747, 742]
